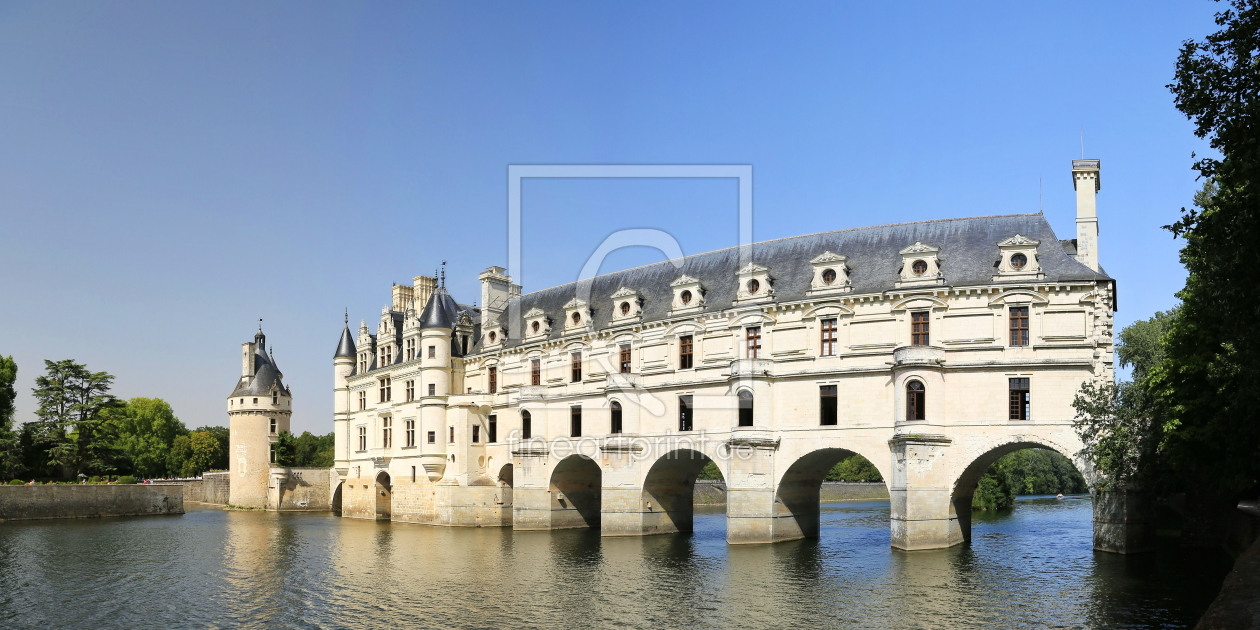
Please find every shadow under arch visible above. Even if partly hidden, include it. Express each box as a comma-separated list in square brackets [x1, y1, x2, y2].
[375, 471, 392, 520]
[331, 481, 343, 516]
[775, 447, 889, 541]
[640, 448, 718, 535]
[949, 438, 1092, 545]
[550, 455, 601, 529]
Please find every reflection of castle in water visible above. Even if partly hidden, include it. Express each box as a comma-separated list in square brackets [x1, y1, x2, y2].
[226, 159, 1148, 553]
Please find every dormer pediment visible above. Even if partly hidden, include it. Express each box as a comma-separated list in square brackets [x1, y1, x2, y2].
[736, 262, 771, 276]
[563, 297, 592, 332]
[997, 234, 1040, 247]
[523, 307, 551, 340]
[734, 262, 774, 305]
[563, 297, 588, 310]
[523, 306, 546, 319]
[609, 287, 643, 323]
[670, 274, 701, 287]
[669, 274, 705, 314]
[483, 317, 506, 348]
[808, 251, 851, 295]
[994, 234, 1044, 281]
[896, 242, 944, 288]
[610, 287, 638, 299]
[810, 251, 847, 264]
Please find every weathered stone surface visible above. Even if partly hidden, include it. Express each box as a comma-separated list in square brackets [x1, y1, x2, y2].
[1197, 532, 1260, 630]
[0, 485, 184, 521]
[1092, 488, 1156, 554]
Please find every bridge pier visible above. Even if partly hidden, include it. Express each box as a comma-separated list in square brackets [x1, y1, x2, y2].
[889, 434, 964, 551]
[1092, 487, 1156, 554]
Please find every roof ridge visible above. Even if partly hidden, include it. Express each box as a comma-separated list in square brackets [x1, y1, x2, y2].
[516, 212, 1045, 298]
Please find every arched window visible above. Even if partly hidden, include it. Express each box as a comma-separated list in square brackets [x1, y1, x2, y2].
[521, 410, 532, 439]
[610, 401, 623, 434]
[738, 390, 754, 427]
[906, 381, 925, 421]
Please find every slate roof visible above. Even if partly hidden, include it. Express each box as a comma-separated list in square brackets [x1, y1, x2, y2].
[231, 333, 291, 397]
[334, 325, 356, 358]
[478, 213, 1108, 351]
[420, 286, 462, 330]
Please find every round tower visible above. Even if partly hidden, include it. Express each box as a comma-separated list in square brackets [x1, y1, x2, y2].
[227, 327, 293, 508]
[332, 312, 356, 472]
[418, 284, 460, 481]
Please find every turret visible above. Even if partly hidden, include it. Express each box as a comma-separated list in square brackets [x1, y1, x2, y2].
[333, 312, 357, 467]
[418, 281, 461, 482]
[227, 325, 293, 509]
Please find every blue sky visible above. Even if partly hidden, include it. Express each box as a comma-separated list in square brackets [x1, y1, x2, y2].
[0, 1, 1215, 433]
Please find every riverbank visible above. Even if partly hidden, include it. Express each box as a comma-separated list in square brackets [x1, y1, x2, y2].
[693, 481, 888, 505]
[0, 484, 184, 521]
[1195, 501, 1260, 630]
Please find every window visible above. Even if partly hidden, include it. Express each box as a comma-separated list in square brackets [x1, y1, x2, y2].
[912, 260, 928, 275]
[272, 392, 278, 404]
[531, 358, 541, 385]
[379, 377, 392, 403]
[405, 419, 415, 447]
[358, 391, 366, 410]
[253, 398, 258, 404]
[679, 395, 693, 431]
[820, 385, 838, 426]
[381, 345, 392, 367]
[746, 327, 762, 358]
[679, 335, 693, 369]
[610, 401, 622, 434]
[428, 345, 435, 359]
[571, 352, 582, 382]
[488, 415, 497, 443]
[911, 311, 930, 346]
[472, 424, 480, 443]
[269, 418, 277, 434]
[1010, 307, 1029, 346]
[461, 335, 469, 355]
[382, 417, 392, 448]
[738, 390, 753, 427]
[570, 406, 582, 437]
[427, 430, 436, 444]
[359, 353, 368, 373]
[820, 318, 838, 356]
[428, 383, 436, 396]
[532, 321, 540, 333]
[489, 331, 497, 342]
[619, 344, 631, 374]
[411, 466, 416, 483]
[449, 426, 455, 443]
[1009, 378, 1030, 420]
[747, 279, 760, 294]
[489, 366, 497, 394]
[405, 338, 416, 361]
[906, 381, 925, 421]
[521, 410, 532, 439]
[822, 268, 837, 284]
[620, 301, 630, 315]
[405, 380, 415, 402]
[357, 426, 367, 451]
[680, 289, 692, 305]
[1011, 253, 1028, 270]
[572, 312, 581, 324]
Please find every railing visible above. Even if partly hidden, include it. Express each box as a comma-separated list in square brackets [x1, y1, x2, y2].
[605, 373, 640, 390]
[518, 385, 545, 400]
[729, 358, 773, 378]
[892, 345, 944, 367]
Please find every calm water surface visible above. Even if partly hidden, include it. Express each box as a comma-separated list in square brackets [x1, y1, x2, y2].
[0, 496, 1232, 629]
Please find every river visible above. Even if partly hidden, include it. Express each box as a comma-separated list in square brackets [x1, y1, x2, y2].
[0, 495, 1232, 629]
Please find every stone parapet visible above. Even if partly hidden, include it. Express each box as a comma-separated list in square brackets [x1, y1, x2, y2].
[0, 485, 184, 522]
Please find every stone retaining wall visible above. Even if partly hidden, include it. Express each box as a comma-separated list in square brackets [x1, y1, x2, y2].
[693, 481, 889, 506]
[202, 472, 229, 504]
[0, 485, 184, 522]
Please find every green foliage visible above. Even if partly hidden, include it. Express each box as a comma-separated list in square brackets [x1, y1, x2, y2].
[1162, 1, 1260, 497]
[31, 360, 125, 477]
[972, 449, 1085, 511]
[0, 356, 21, 480]
[108, 398, 188, 478]
[972, 468, 1015, 511]
[8, 479, 24, 485]
[270, 431, 335, 468]
[115, 475, 137, 485]
[826, 455, 883, 482]
[698, 461, 723, 480]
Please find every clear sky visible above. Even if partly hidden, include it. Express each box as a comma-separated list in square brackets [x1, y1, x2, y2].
[0, 1, 1216, 433]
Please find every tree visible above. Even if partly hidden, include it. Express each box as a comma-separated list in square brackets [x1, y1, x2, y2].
[826, 454, 883, 482]
[972, 468, 1015, 511]
[182, 431, 224, 477]
[1164, 0, 1260, 498]
[0, 356, 21, 480]
[31, 360, 124, 477]
[108, 398, 187, 478]
[192, 425, 229, 471]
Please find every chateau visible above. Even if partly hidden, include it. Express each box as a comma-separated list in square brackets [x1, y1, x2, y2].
[233, 159, 1138, 551]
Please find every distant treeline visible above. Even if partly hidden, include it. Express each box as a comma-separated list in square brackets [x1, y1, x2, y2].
[972, 448, 1087, 511]
[0, 357, 332, 482]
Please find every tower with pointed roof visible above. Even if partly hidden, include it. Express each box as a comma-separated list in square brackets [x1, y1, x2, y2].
[227, 326, 293, 508]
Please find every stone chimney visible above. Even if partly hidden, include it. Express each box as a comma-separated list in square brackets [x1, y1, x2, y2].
[392, 283, 414, 312]
[241, 342, 256, 378]
[413, 275, 436, 309]
[479, 266, 519, 323]
[1072, 159, 1100, 272]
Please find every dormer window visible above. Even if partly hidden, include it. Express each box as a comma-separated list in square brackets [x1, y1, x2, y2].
[271, 392, 278, 404]
[896, 242, 943, 288]
[670, 275, 706, 313]
[822, 269, 836, 284]
[563, 298, 591, 332]
[994, 235, 1043, 281]
[681, 290, 692, 304]
[620, 302, 630, 315]
[1011, 254, 1027, 270]
[523, 307, 551, 340]
[912, 260, 927, 275]
[747, 279, 760, 294]
[809, 251, 851, 295]
[532, 321, 540, 333]
[609, 287, 643, 323]
[572, 312, 581, 324]
[734, 263, 774, 304]
[489, 331, 497, 342]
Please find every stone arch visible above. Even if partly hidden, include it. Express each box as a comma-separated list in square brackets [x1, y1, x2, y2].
[637, 448, 717, 535]
[331, 481, 343, 515]
[374, 471, 392, 520]
[948, 433, 1092, 544]
[550, 455, 601, 529]
[772, 446, 891, 541]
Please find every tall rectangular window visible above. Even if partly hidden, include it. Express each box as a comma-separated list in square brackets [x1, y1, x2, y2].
[746, 327, 762, 359]
[405, 338, 415, 361]
[820, 318, 838, 356]
[679, 395, 693, 431]
[571, 352, 582, 382]
[427, 430, 435, 444]
[269, 418, 277, 434]
[359, 353, 368, 373]
[820, 385, 838, 426]
[381, 345, 391, 367]
[382, 417, 392, 448]
[531, 358, 541, 385]
[428, 383, 436, 396]
[449, 426, 455, 443]
[619, 344, 632, 374]
[570, 406, 582, 437]
[679, 335, 694, 369]
[405, 380, 415, 402]
[357, 426, 366, 451]
[428, 345, 436, 359]
[358, 391, 366, 410]
[472, 424, 480, 443]
[411, 466, 416, 483]
[1009, 378, 1031, 420]
[911, 311, 930, 346]
[405, 419, 415, 447]
[521, 410, 532, 439]
[610, 402, 622, 434]
[1010, 307, 1029, 346]
[488, 415, 497, 443]
[489, 366, 497, 394]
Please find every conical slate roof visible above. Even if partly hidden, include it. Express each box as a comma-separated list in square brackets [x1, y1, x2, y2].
[230, 333, 291, 397]
[334, 324, 356, 358]
[419, 286, 461, 330]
